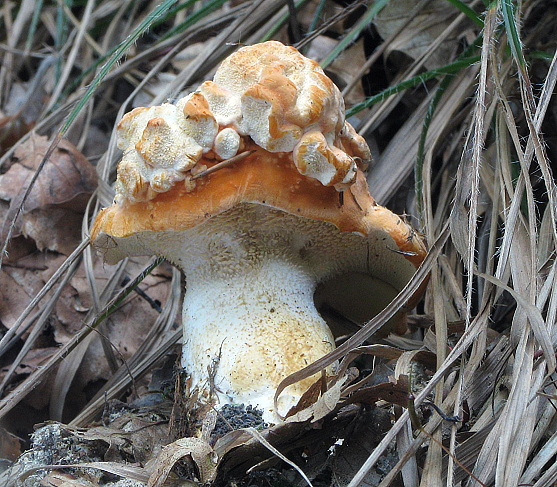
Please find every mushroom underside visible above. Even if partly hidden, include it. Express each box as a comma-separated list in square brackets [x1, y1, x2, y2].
[92, 203, 418, 421]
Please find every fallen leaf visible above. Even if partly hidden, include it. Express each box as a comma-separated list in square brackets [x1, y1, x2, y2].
[0, 347, 59, 380]
[0, 254, 173, 423]
[0, 134, 97, 254]
[0, 114, 33, 156]
[0, 426, 22, 461]
[147, 436, 218, 486]
[285, 376, 347, 423]
[0, 134, 97, 210]
[0, 252, 67, 334]
[342, 375, 411, 409]
[77, 412, 170, 465]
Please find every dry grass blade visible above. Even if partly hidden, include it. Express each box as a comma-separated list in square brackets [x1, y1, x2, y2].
[520, 427, 557, 485]
[0, 238, 90, 357]
[191, 150, 256, 180]
[450, 6, 497, 320]
[0, 257, 162, 421]
[350, 286, 498, 487]
[367, 65, 478, 204]
[274, 225, 449, 414]
[45, 0, 95, 113]
[243, 427, 314, 487]
[3, 1, 557, 486]
[15, 462, 157, 485]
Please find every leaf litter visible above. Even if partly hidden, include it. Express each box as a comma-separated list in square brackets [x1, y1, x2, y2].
[1, 0, 557, 486]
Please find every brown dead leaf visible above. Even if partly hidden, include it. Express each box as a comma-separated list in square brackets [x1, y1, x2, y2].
[286, 374, 351, 423]
[54, 260, 173, 417]
[0, 347, 60, 413]
[0, 254, 172, 422]
[19, 207, 87, 256]
[54, 259, 172, 343]
[0, 134, 97, 210]
[0, 426, 22, 461]
[147, 436, 218, 486]
[341, 375, 411, 409]
[0, 115, 33, 157]
[284, 374, 325, 419]
[77, 412, 170, 465]
[0, 252, 67, 333]
[0, 134, 97, 254]
[0, 347, 59, 381]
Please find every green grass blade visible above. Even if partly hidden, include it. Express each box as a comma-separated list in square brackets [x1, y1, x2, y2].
[308, 0, 328, 34]
[528, 50, 557, 61]
[445, 0, 484, 27]
[346, 54, 480, 117]
[415, 73, 455, 217]
[59, 0, 177, 136]
[320, 0, 390, 69]
[92, 257, 166, 326]
[54, 1, 70, 82]
[25, 0, 44, 52]
[260, 0, 310, 42]
[161, 0, 229, 40]
[64, 0, 226, 96]
[501, 0, 526, 70]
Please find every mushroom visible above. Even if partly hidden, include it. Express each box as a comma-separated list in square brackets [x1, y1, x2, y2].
[91, 41, 426, 423]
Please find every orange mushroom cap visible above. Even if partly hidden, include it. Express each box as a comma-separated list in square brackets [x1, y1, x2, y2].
[92, 141, 425, 268]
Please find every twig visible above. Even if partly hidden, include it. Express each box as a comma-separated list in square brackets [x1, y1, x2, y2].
[191, 150, 255, 180]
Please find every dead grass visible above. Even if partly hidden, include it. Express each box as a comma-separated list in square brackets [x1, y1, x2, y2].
[1, 0, 557, 486]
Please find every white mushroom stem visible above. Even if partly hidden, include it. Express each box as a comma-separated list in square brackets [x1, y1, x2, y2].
[157, 206, 337, 423]
[181, 253, 334, 422]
